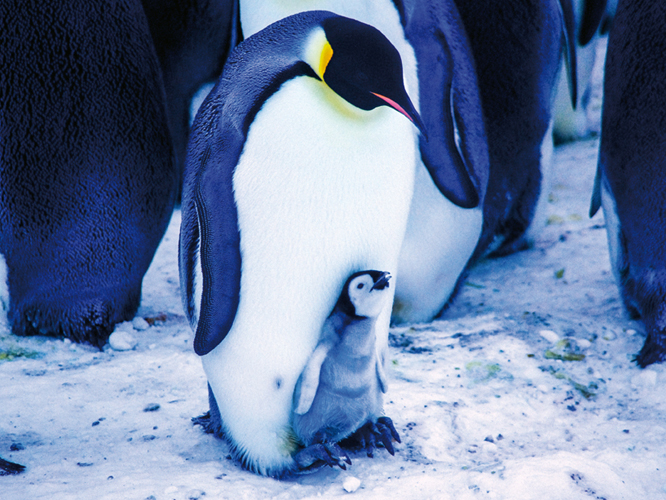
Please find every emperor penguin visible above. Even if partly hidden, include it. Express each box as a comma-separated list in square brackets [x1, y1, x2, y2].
[140, 0, 239, 175]
[238, 0, 490, 325]
[552, 0, 608, 143]
[454, 0, 579, 258]
[590, 0, 666, 367]
[291, 271, 400, 471]
[180, 11, 423, 475]
[0, 0, 177, 347]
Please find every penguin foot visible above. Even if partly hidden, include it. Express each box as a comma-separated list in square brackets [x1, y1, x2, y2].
[0, 457, 25, 475]
[340, 416, 401, 458]
[12, 293, 138, 349]
[635, 335, 666, 367]
[293, 442, 351, 472]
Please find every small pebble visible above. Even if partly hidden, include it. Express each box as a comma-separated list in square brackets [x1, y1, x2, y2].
[132, 317, 150, 331]
[343, 476, 361, 493]
[108, 324, 137, 351]
[143, 403, 160, 412]
[602, 331, 617, 341]
[539, 330, 560, 343]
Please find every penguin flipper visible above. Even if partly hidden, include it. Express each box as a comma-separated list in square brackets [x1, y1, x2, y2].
[589, 163, 602, 217]
[558, 0, 579, 108]
[579, 0, 608, 46]
[399, 0, 489, 209]
[181, 14, 323, 356]
[294, 338, 336, 415]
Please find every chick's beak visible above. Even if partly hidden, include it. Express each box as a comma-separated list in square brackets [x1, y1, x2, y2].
[371, 272, 392, 291]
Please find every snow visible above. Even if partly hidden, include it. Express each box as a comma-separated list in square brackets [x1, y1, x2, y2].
[2, 37, 665, 499]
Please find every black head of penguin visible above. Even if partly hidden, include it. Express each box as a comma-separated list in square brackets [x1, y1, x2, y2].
[319, 17, 425, 134]
[335, 271, 392, 321]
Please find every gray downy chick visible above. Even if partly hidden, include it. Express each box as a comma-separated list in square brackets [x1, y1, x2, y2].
[291, 270, 400, 471]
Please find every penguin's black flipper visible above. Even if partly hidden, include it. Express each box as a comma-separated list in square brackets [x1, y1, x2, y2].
[396, 0, 489, 209]
[579, 0, 608, 46]
[589, 163, 602, 218]
[0, 457, 25, 476]
[180, 13, 325, 356]
[558, 0, 579, 108]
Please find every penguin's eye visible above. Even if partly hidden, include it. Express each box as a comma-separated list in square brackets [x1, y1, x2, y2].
[357, 283, 365, 290]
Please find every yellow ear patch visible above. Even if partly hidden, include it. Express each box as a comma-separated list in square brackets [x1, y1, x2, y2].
[319, 41, 333, 79]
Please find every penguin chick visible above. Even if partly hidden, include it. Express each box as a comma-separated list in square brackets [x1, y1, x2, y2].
[291, 271, 400, 471]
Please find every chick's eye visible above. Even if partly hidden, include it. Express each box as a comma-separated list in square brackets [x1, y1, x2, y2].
[357, 283, 364, 289]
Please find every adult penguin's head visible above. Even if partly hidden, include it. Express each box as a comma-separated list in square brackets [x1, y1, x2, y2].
[305, 15, 425, 135]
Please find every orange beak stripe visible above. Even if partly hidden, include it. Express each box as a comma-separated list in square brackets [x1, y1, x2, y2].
[371, 92, 414, 123]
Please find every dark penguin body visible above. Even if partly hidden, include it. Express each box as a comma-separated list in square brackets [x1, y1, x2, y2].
[239, 0, 490, 325]
[553, 0, 608, 143]
[180, 11, 422, 475]
[456, 0, 578, 258]
[291, 271, 399, 471]
[140, 0, 239, 175]
[591, 0, 666, 366]
[0, 1, 177, 347]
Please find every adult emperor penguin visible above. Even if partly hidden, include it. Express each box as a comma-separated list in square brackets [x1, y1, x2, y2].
[591, 0, 666, 367]
[0, 0, 177, 347]
[180, 11, 423, 475]
[238, 0, 490, 325]
[454, 0, 579, 258]
[552, 0, 608, 143]
[291, 271, 399, 471]
[140, 0, 239, 175]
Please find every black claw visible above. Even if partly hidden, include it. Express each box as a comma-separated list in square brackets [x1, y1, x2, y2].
[294, 442, 351, 472]
[377, 423, 395, 455]
[377, 416, 401, 443]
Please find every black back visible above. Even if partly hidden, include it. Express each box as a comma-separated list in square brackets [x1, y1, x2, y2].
[0, 0, 177, 347]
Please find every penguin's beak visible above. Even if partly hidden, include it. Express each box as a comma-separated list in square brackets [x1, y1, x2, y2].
[371, 272, 392, 291]
[371, 92, 427, 139]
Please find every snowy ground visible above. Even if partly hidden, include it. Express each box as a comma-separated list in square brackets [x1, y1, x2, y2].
[2, 38, 665, 500]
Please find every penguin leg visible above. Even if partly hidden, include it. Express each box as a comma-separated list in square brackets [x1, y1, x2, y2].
[0, 457, 25, 476]
[340, 416, 401, 458]
[636, 308, 666, 367]
[293, 442, 351, 472]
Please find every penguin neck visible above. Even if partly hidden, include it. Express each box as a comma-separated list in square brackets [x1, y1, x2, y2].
[337, 317, 377, 360]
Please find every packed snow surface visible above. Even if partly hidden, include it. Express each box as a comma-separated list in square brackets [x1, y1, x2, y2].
[2, 38, 664, 499]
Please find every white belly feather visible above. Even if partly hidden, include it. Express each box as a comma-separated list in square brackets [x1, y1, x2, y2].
[201, 75, 416, 474]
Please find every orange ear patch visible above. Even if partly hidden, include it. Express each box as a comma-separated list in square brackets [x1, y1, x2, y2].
[319, 41, 333, 79]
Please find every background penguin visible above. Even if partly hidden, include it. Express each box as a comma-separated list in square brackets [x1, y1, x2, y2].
[291, 271, 399, 472]
[180, 11, 423, 475]
[0, 0, 177, 347]
[455, 0, 579, 259]
[140, 0, 240, 179]
[237, 0, 490, 325]
[552, 0, 608, 143]
[590, 0, 666, 367]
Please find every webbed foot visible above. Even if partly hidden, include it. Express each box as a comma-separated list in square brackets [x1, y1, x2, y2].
[293, 442, 351, 472]
[341, 416, 401, 457]
[636, 333, 666, 367]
